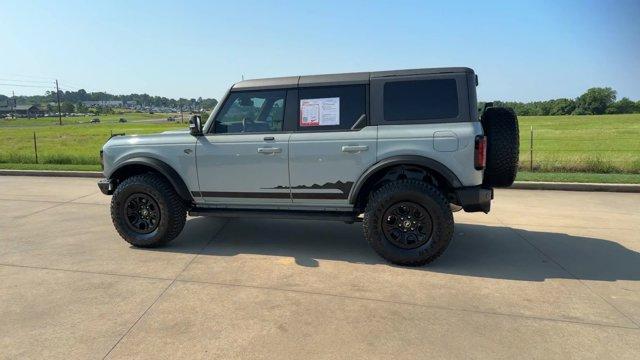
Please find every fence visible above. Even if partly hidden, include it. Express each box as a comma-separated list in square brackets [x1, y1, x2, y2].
[0, 130, 124, 167]
[521, 127, 640, 174]
[2, 128, 640, 174]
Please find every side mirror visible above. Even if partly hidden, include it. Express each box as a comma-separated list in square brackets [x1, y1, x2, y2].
[189, 115, 203, 136]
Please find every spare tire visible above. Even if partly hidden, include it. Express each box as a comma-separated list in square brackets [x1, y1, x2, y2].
[481, 107, 519, 187]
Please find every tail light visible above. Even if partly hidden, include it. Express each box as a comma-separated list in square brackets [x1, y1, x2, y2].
[474, 135, 486, 170]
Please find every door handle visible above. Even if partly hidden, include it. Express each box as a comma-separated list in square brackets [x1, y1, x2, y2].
[257, 147, 282, 154]
[341, 145, 369, 153]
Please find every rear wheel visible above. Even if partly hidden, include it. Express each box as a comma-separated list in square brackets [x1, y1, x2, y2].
[110, 173, 186, 247]
[363, 180, 454, 266]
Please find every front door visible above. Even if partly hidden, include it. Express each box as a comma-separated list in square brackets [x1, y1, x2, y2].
[196, 89, 291, 206]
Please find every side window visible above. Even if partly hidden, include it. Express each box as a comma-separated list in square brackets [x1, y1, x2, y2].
[297, 85, 366, 131]
[213, 90, 286, 134]
[384, 79, 458, 122]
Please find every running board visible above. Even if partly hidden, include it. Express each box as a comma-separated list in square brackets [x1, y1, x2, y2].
[189, 208, 360, 222]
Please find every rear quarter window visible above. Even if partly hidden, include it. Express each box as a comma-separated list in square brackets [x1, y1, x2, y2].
[384, 79, 458, 122]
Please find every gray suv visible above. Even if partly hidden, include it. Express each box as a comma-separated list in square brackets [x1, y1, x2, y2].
[98, 67, 519, 266]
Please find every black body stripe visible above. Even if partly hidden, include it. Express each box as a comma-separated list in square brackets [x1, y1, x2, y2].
[291, 192, 347, 200]
[194, 191, 290, 199]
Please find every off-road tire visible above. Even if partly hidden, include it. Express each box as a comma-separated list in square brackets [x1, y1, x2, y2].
[363, 180, 454, 266]
[481, 107, 519, 187]
[110, 173, 186, 247]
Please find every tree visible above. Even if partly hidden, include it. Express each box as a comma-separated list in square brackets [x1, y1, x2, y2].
[61, 101, 75, 114]
[606, 97, 637, 114]
[548, 98, 576, 115]
[76, 102, 88, 113]
[575, 87, 617, 115]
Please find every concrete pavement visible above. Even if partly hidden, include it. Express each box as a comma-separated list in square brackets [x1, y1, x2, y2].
[1, 176, 639, 359]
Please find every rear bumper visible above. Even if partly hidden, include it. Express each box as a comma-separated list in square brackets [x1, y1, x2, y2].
[454, 186, 493, 213]
[97, 178, 115, 195]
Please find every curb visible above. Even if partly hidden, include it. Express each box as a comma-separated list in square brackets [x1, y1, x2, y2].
[1, 169, 639, 193]
[0, 169, 102, 178]
[510, 181, 640, 193]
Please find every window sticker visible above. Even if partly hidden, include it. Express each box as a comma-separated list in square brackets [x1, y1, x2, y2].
[300, 97, 340, 127]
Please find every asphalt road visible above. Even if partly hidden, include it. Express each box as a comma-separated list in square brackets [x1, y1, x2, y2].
[1, 176, 639, 359]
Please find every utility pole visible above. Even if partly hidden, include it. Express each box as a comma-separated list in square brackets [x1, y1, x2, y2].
[180, 100, 184, 124]
[55, 80, 62, 125]
[11, 91, 15, 119]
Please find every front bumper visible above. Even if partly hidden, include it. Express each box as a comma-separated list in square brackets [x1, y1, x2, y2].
[454, 186, 493, 213]
[97, 178, 115, 195]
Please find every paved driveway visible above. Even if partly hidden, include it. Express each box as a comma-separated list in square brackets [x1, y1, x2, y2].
[1, 176, 639, 359]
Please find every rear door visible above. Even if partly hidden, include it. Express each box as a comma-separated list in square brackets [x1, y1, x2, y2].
[287, 84, 377, 208]
[195, 89, 292, 206]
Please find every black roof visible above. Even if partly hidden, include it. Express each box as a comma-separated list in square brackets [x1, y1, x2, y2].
[232, 67, 474, 91]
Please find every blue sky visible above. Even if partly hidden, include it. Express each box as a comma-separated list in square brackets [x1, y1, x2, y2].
[1, 0, 639, 102]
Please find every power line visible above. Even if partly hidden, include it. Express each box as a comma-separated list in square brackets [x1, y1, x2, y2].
[59, 84, 81, 91]
[0, 78, 52, 84]
[60, 81, 84, 89]
[0, 73, 56, 81]
[0, 74, 87, 91]
[0, 83, 52, 89]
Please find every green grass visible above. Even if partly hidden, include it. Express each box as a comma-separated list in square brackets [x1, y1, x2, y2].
[0, 163, 101, 171]
[516, 171, 640, 184]
[0, 112, 182, 127]
[1, 113, 639, 182]
[0, 120, 186, 165]
[518, 114, 640, 174]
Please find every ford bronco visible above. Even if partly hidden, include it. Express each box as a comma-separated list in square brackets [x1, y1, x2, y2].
[98, 67, 519, 266]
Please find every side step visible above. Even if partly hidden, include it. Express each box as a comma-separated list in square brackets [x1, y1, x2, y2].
[189, 208, 359, 222]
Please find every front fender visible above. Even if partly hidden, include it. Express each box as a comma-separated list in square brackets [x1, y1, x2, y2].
[109, 157, 193, 202]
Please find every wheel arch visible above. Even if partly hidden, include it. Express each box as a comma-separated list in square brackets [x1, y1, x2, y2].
[349, 155, 462, 210]
[108, 157, 193, 203]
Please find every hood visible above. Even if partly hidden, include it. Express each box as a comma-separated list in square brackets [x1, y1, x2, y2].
[104, 130, 195, 148]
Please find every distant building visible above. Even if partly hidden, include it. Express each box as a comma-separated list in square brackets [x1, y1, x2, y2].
[0, 104, 42, 118]
[81, 100, 123, 107]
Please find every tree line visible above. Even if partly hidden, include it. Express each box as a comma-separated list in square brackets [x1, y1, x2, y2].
[2, 86, 639, 117]
[485, 87, 639, 116]
[0, 89, 218, 112]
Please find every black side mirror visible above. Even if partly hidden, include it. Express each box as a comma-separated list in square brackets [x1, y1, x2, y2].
[189, 115, 203, 136]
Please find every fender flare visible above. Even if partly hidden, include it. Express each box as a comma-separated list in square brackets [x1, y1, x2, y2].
[109, 157, 193, 202]
[348, 155, 463, 204]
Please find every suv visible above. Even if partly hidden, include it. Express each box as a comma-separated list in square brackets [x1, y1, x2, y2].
[98, 67, 519, 266]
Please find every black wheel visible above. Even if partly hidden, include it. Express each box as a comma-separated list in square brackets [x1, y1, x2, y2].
[481, 106, 519, 187]
[110, 173, 186, 247]
[363, 180, 454, 266]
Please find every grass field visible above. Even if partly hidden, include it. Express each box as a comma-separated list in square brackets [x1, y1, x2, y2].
[0, 114, 185, 165]
[518, 114, 640, 173]
[516, 171, 640, 184]
[0, 112, 182, 127]
[1, 113, 639, 182]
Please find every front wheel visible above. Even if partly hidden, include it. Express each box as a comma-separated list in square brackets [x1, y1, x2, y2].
[110, 173, 186, 247]
[363, 180, 454, 266]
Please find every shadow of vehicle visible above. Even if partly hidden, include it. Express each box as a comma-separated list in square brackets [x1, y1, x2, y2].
[143, 217, 640, 282]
